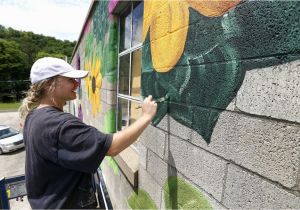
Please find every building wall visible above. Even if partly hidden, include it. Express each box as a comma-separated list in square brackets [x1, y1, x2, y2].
[71, 0, 300, 209]
[71, 1, 118, 133]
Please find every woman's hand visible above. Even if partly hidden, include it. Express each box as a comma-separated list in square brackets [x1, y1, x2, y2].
[141, 95, 157, 122]
[108, 95, 158, 156]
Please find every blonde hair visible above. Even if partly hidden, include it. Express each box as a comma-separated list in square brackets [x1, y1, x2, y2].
[18, 77, 56, 119]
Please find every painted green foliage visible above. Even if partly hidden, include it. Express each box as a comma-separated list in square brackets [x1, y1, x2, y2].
[104, 156, 119, 175]
[142, 1, 300, 143]
[164, 176, 212, 210]
[104, 108, 116, 133]
[85, 0, 118, 81]
[82, 1, 118, 127]
[93, 0, 118, 84]
[128, 176, 212, 210]
[128, 189, 158, 210]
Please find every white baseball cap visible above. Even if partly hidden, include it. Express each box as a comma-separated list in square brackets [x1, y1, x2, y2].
[30, 57, 89, 84]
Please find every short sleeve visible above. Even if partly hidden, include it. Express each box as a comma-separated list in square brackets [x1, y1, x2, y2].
[57, 117, 112, 173]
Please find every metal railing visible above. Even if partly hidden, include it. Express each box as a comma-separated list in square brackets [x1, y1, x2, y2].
[0, 175, 26, 209]
[0, 170, 112, 210]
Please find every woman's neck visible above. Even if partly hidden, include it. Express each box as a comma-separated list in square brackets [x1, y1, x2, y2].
[38, 98, 64, 111]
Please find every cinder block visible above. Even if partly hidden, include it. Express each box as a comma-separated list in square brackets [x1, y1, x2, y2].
[155, 115, 169, 132]
[139, 165, 163, 208]
[181, 176, 227, 210]
[147, 150, 177, 187]
[226, 97, 236, 111]
[160, 170, 227, 210]
[100, 100, 108, 113]
[102, 76, 117, 91]
[223, 164, 300, 209]
[145, 151, 224, 209]
[101, 161, 121, 209]
[100, 89, 117, 106]
[100, 88, 107, 103]
[169, 116, 192, 140]
[166, 135, 227, 201]
[139, 125, 167, 159]
[135, 142, 147, 169]
[236, 60, 300, 123]
[106, 90, 117, 105]
[114, 147, 139, 187]
[119, 173, 135, 209]
[191, 111, 300, 189]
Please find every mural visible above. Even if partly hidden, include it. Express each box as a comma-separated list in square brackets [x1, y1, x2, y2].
[128, 189, 157, 210]
[141, 0, 300, 142]
[84, 48, 102, 117]
[127, 176, 212, 210]
[76, 1, 118, 132]
[75, 54, 82, 99]
[103, 156, 120, 176]
[164, 176, 212, 210]
[78, 104, 83, 122]
[104, 108, 116, 133]
[72, 1, 300, 209]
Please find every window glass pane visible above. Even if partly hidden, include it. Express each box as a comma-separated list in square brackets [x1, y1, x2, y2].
[132, 2, 143, 46]
[130, 48, 142, 98]
[119, 54, 130, 95]
[120, 11, 132, 52]
[117, 98, 129, 130]
[129, 100, 142, 125]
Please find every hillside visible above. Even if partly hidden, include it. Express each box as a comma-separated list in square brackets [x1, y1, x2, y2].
[0, 25, 76, 81]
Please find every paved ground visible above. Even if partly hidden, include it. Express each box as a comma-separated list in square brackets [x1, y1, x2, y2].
[0, 111, 31, 209]
[0, 111, 22, 130]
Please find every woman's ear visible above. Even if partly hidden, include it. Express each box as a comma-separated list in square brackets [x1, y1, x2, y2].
[45, 77, 57, 95]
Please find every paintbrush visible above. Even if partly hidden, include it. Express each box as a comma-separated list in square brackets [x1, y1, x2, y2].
[136, 96, 168, 109]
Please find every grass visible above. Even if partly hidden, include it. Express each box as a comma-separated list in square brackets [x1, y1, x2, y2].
[0, 102, 21, 111]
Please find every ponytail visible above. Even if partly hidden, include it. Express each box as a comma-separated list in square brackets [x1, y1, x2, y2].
[18, 77, 56, 119]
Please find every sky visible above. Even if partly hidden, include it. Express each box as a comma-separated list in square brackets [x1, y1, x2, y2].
[0, 0, 91, 41]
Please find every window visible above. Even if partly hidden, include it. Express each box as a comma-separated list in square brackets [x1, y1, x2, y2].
[113, 1, 143, 188]
[117, 1, 144, 131]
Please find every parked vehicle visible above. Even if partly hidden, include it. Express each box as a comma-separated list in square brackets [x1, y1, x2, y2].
[0, 125, 24, 154]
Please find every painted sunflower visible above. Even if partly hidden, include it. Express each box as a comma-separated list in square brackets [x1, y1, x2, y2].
[84, 55, 102, 117]
[143, 0, 240, 72]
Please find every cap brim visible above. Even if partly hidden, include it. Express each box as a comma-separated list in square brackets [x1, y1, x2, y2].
[60, 70, 89, 79]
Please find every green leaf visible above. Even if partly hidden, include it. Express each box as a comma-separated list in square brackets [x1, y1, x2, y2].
[164, 176, 213, 210]
[128, 189, 157, 210]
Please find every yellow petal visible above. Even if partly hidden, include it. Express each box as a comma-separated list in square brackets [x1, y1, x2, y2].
[150, 0, 189, 72]
[96, 77, 102, 88]
[89, 85, 93, 99]
[187, 0, 241, 17]
[142, 0, 152, 41]
[143, 0, 168, 41]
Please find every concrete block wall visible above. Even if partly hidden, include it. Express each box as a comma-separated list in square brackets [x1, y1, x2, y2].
[137, 62, 300, 209]
[70, 0, 300, 209]
[138, 100, 300, 209]
[138, 1, 300, 208]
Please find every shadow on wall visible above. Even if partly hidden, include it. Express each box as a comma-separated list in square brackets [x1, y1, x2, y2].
[127, 176, 213, 210]
[127, 120, 213, 210]
[141, 0, 300, 143]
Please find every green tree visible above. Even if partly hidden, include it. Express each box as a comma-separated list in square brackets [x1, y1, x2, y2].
[0, 25, 76, 101]
[0, 39, 29, 80]
[35, 51, 66, 61]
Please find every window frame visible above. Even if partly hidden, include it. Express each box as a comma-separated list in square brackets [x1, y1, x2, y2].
[116, 1, 143, 131]
[111, 1, 144, 188]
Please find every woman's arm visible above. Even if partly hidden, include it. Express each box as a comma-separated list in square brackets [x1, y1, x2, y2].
[107, 95, 157, 156]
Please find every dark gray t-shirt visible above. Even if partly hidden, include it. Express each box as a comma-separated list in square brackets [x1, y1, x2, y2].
[23, 106, 112, 209]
